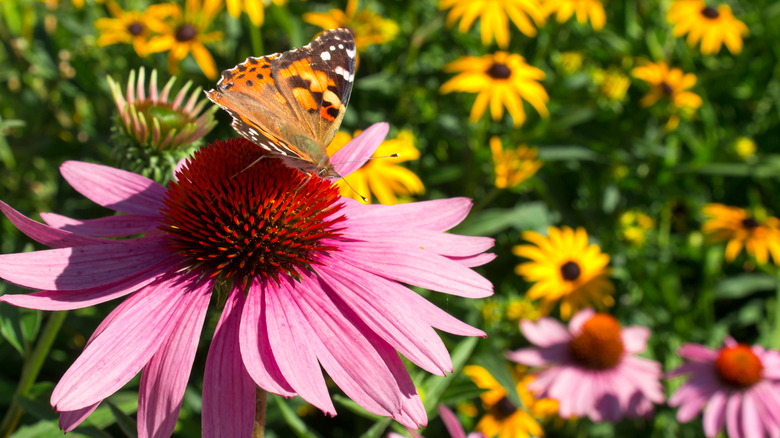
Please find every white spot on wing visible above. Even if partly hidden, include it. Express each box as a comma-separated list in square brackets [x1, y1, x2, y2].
[335, 66, 353, 82]
[346, 48, 356, 59]
[320, 51, 331, 61]
[330, 46, 336, 51]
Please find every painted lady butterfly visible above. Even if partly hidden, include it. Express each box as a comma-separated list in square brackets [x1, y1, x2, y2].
[206, 28, 356, 179]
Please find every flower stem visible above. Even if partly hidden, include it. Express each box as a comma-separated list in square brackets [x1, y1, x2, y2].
[773, 269, 780, 349]
[252, 387, 267, 438]
[250, 24, 263, 60]
[0, 310, 67, 438]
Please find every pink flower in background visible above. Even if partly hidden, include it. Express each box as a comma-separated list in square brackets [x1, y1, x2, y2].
[506, 308, 664, 422]
[388, 405, 488, 438]
[668, 338, 780, 438]
[0, 122, 494, 437]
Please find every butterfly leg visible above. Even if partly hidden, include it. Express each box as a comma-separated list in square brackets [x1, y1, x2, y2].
[231, 154, 266, 179]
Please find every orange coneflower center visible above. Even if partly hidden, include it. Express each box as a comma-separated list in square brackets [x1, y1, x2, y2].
[700, 6, 720, 19]
[487, 62, 512, 80]
[490, 396, 518, 420]
[127, 22, 144, 36]
[715, 344, 763, 388]
[175, 24, 198, 42]
[569, 314, 624, 370]
[560, 261, 582, 281]
[160, 138, 345, 288]
[741, 217, 759, 230]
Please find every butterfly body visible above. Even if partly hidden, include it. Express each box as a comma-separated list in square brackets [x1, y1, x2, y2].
[206, 28, 356, 179]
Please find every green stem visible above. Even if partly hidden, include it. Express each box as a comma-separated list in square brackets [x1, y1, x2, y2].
[252, 387, 267, 438]
[773, 270, 780, 350]
[250, 23, 263, 59]
[0, 310, 67, 438]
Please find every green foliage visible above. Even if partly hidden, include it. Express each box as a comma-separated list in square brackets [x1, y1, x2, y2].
[1, 0, 779, 437]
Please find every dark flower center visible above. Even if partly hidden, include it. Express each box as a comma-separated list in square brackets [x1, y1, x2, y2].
[486, 62, 512, 80]
[569, 314, 624, 370]
[127, 22, 144, 36]
[175, 24, 198, 42]
[741, 217, 759, 229]
[560, 261, 581, 281]
[491, 396, 518, 420]
[661, 82, 674, 95]
[160, 139, 345, 288]
[701, 6, 720, 19]
[715, 344, 763, 388]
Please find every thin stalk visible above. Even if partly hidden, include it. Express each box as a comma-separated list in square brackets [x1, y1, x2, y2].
[0, 310, 67, 438]
[250, 23, 263, 59]
[252, 387, 267, 438]
[773, 270, 780, 349]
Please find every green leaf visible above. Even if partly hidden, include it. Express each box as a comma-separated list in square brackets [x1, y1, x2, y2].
[359, 418, 392, 438]
[420, 336, 478, 412]
[107, 401, 137, 438]
[453, 202, 552, 236]
[537, 145, 600, 162]
[714, 274, 776, 300]
[275, 396, 322, 438]
[0, 305, 42, 356]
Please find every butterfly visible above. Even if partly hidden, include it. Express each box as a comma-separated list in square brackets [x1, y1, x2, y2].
[205, 28, 356, 180]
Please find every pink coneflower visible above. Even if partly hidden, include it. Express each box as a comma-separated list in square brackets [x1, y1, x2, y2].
[506, 308, 664, 422]
[0, 123, 494, 436]
[668, 338, 780, 438]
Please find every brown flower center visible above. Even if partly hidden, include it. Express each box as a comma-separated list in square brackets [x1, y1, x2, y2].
[160, 139, 345, 288]
[661, 82, 674, 95]
[127, 22, 144, 36]
[175, 24, 198, 42]
[560, 261, 581, 281]
[701, 6, 720, 19]
[715, 344, 763, 388]
[741, 217, 759, 229]
[486, 62, 512, 80]
[569, 314, 624, 370]
[491, 396, 518, 420]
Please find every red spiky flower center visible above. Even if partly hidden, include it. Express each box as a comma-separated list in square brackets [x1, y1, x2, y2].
[160, 138, 345, 288]
[569, 313, 625, 370]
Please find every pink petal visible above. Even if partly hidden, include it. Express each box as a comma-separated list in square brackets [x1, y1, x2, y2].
[59, 403, 99, 432]
[0, 257, 178, 310]
[0, 238, 169, 290]
[568, 308, 596, 333]
[331, 122, 389, 177]
[520, 318, 571, 347]
[318, 263, 453, 375]
[60, 161, 166, 216]
[40, 212, 160, 237]
[202, 290, 255, 438]
[506, 348, 549, 367]
[342, 197, 473, 232]
[0, 201, 108, 248]
[265, 278, 335, 415]
[138, 279, 212, 438]
[344, 230, 494, 257]
[621, 327, 650, 354]
[331, 243, 492, 298]
[288, 272, 410, 421]
[239, 279, 296, 397]
[725, 391, 743, 438]
[438, 405, 467, 438]
[447, 253, 496, 268]
[50, 274, 195, 410]
[678, 343, 718, 362]
[703, 390, 728, 437]
[741, 390, 764, 438]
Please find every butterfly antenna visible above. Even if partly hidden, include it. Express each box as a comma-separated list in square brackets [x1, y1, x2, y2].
[338, 176, 368, 203]
[331, 153, 399, 166]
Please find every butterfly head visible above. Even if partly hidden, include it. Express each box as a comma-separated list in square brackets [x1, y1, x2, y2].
[315, 158, 341, 180]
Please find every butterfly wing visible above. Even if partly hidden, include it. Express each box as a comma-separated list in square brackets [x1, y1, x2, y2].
[273, 28, 357, 149]
[206, 28, 356, 174]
